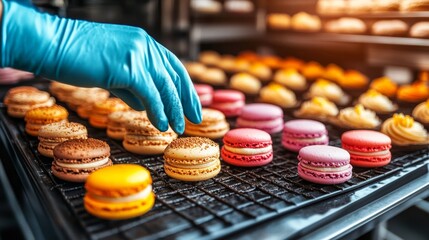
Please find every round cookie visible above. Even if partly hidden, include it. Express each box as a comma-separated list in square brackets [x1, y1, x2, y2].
[164, 137, 221, 181]
[52, 138, 113, 182]
[24, 105, 69, 136]
[298, 145, 353, 185]
[221, 128, 273, 167]
[89, 98, 129, 128]
[84, 164, 155, 220]
[185, 108, 229, 139]
[237, 103, 284, 134]
[341, 130, 392, 168]
[210, 90, 245, 117]
[38, 122, 88, 158]
[282, 119, 329, 152]
[7, 90, 55, 118]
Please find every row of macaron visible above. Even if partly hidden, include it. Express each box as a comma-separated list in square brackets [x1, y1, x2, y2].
[317, 0, 429, 15]
[267, 12, 429, 38]
[188, 50, 429, 104]
[4, 83, 428, 148]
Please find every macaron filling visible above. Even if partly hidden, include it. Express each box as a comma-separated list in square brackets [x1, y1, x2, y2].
[55, 157, 110, 169]
[89, 185, 152, 203]
[347, 149, 390, 156]
[223, 145, 272, 155]
[300, 163, 351, 172]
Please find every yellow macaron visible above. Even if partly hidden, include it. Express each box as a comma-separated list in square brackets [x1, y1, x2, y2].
[84, 164, 155, 220]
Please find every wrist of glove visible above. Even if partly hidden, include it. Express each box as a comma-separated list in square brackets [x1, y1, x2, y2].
[1, 0, 202, 133]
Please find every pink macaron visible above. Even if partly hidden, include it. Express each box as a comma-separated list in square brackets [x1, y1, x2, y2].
[194, 84, 213, 107]
[298, 145, 353, 185]
[236, 103, 284, 134]
[282, 119, 329, 152]
[221, 128, 273, 167]
[210, 90, 245, 117]
[341, 130, 392, 168]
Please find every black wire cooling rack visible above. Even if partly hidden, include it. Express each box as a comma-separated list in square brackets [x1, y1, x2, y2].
[0, 82, 428, 240]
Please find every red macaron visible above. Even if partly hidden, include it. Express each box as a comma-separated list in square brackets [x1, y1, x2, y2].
[341, 130, 392, 168]
[221, 128, 273, 167]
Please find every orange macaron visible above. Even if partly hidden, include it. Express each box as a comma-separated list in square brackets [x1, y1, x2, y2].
[89, 98, 129, 128]
[84, 164, 155, 220]
[24, 105, 68, 136]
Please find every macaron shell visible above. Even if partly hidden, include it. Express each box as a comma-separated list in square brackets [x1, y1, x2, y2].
[221, 148, 273, 167]
[164, 159, 221, 181]
[212, 90, 245, 103]
[298, 145, 350, 164]
[298, 163, 352, 185]
[54, 138, 110, 160]
[350, 152, 391, 168]
[236, 118, 284, 134]
[239, 103, 283, 121]
[123, 140, 170, 155]
[341, 130, 391, 152]
[223, 128, 272, 148]
[283, 119, 327, 138]
[84, 192, 155, 220]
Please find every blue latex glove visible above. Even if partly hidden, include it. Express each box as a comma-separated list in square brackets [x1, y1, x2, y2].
[1, 0, 202, 133]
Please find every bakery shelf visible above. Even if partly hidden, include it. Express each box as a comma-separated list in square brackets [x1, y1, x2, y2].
[318, 11, 429, 19]
[265, 32, 429, 48]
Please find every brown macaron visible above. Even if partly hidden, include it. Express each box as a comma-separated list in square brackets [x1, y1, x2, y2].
[38, 122, 88, 158]
[123, 117, 178, 155]
[52, 138, 113, 182]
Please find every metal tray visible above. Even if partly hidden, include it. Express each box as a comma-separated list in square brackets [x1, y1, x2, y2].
[1, 82, 428, 240]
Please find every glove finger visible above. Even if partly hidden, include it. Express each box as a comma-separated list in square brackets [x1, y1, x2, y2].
[151, 68, 185, 134]
[164, 50, 202, 124]
[130, 75, 169, 132]
[110, 89, 145, 111]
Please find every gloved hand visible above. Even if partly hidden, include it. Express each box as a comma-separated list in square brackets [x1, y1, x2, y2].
[1, 0, 202, 133]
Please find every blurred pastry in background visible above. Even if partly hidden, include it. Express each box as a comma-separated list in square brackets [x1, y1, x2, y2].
[338, 70, 369, 96]
[231, 59, 251, 73]
[267, 13, 291, 30]
[401, 0, 429, 11]
[279, 57, 305, 71]
[273, 69, 307, 91]
[199, 51, 221, 66]
[381, 114, 429, 146]
[347, 0, 373, 14]
[230, 73, 261, 95]
[302, 61, 324, 80]
[372, 20, 409, 36]
[3, 86, 38, 106]
[358, 89, 398, 115]
[224, 0, 254, 13]
[294, 97, 339, 122]
[412, 99, 429, 126]
[291, 12, 322, 32]
[210, 90, 245, 117]
[184, 62, 207, 80]
[194, 84, 214, 106]
[217, 55, 236, 73]
[317, 0, 347, 15]
[410, 22, 429, 38]
[199, 68, 227, 86]
[73, 88, 110, 119]
[259, 83, 297, 108]
[236, 51, 259, 63]
[370, 76, 398, 98]
[335, 104, 381, 130]
[191, 0, 222, 14]
[248, 62, 272, 82]
[374, 0, 401, 12]
[89, 98, 129, 129]
[325, 18, 367, 34]
[323, 64, 344, 83]
[50, 81, 78, 102]
[260, 55, 282, 69]
[307, 79, 350, 105]
[397, 81, 429, 104]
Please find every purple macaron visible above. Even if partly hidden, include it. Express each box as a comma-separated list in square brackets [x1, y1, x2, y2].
[282, 119, 329, 152]
[236, 103, 284, 134]
[298, 145, 352, 185]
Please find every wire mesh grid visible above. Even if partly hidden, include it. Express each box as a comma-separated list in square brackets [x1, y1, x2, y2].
[4, 106, 426, 240]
